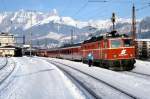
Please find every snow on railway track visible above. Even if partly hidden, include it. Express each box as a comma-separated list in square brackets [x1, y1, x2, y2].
[0, 57, 8, 70]
[48, 60, 137, 99]
[43, 58, 150, 99]
[121, 60, 150, 80]
[132, 60, 150, 76]
[50, 61, 102, 99]
[120, 71, 150, 80]
[0, 57, 16, 87]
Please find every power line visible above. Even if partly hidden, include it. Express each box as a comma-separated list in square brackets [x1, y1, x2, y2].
[72, 0, 109, 19]
[73, 1, 89, 17]
[76, 0, 109, 19]
[84, 1, 150, 20]
[88, 0, 108, 2]
[136, 3, 150, 11]
[61, 0, 71, 15]
[80, 1, 109, 19]
[88, 10, 108, 19]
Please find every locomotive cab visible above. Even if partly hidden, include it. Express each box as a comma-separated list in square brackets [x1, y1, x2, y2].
[105, 37, 135, 70]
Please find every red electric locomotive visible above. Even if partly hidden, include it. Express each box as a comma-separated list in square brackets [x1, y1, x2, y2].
[81, 31, 135, 70]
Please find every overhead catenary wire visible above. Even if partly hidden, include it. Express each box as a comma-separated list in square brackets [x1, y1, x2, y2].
[81, 0, 110, 20]
[61, 0, 71, 15]
[72, 0, 109, 20]
[76, 0, 150, 20]
[88, 0, 108, 3]
[136, 3, 150, 11]
[73, 1, 89, 17]
[87, 5, 109, 19]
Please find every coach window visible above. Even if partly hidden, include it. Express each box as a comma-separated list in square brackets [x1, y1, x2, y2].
[111, 39, 121, 48]
[124, 39, 132, 47]
[69, 50, 70, 54]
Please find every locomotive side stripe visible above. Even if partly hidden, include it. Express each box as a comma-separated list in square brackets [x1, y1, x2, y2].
[81, 47, 135, 51]
[102, 46, 135, 50]
[81, 49, 101, 51]
[60, 46, 81, 50]
[103, 58, 135, 60]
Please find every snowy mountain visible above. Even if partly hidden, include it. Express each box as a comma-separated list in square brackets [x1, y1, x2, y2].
[0, 9, 149, 47]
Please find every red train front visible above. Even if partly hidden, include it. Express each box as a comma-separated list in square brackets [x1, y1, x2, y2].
[81, 31, 136, 70]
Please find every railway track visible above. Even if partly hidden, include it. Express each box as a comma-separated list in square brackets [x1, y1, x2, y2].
[49, 60, 138, 99]
[130, 71, 150, 77]
[55, 63, 100, 99]
[0, 57, 8, 70]
[0, 58, 16, 86]
[121, 71, 150, 80]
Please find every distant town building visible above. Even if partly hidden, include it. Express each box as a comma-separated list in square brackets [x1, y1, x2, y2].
[0, 32, 22, 56]
[136, 39, 150, 59]
[0, 32, 15, 46]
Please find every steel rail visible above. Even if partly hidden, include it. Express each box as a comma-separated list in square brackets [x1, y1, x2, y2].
[50, 61, 102, 99]
[0, 59, 16, 86]
[49, 60, 138, 99]
[0, 57, 8, 70]
[131, 71, 150, 77]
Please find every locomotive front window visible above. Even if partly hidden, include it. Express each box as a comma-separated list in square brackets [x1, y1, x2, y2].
[124, 39, 132, 47]
[111, 40, 121, 48]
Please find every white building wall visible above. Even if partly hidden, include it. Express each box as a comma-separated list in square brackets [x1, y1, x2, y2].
[0, 35, 15, 46]
[0, 33, 16, 56]
[136, 39, 150, 59]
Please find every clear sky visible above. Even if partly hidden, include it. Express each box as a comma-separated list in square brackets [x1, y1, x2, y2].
[0, 0, 150, 20]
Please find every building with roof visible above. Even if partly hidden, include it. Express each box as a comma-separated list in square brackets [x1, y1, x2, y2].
[136, 39, 150, 59]
[0, 32, 15, 46]
[0, 33, 22, 56]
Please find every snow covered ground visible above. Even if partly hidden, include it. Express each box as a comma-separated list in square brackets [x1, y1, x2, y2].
[0, 57, 7, 69]
[0, 57, 15, 87]
[0, 57, 150, 99]
[45, 58, 150, 99]
[0, 57, 87, 99]
[132, 59, 150, 75]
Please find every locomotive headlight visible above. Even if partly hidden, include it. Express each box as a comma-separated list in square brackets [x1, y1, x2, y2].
[130, 54, 133, 57]
[113, 54, 117, 58]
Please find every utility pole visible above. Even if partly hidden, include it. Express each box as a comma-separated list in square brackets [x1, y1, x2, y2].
[131, 4, 136, 41]
[111, 12, 116, 31]
[37, 40, 40, 47]
[45, 39, 48, 49]
[70, 29, 74, 60]
[23, 35, 25, 44]
[30, 13, 32, 57]
[57, 23, 60, 33]
[71, 29, 73, 44]
[131, 4, 137, 58]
